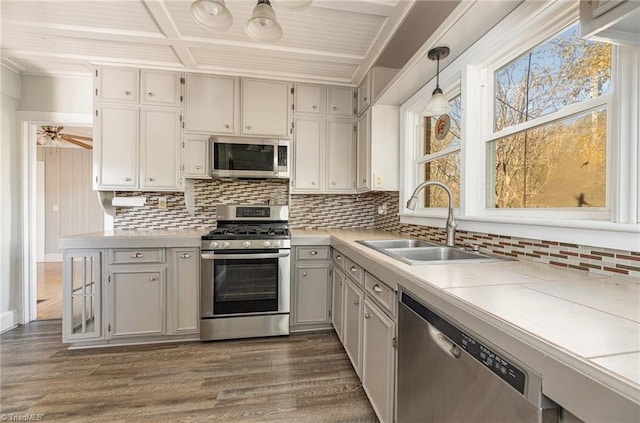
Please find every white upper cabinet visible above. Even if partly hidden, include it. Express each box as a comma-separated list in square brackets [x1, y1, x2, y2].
[182, 135, 210, 179]
[327, 86, 355, 118]
[326, 119, 355, 192]
[242, 79, 292, 137]
[580, 0, 640, 47]
[141, 70, 181, 106]
[293, 117, 323, 192]
[96, 105, 139, 189]
[356, 110, 370, 191]
[184, 74, 239, 135]
[96, 67, 139, 103]
[294, 83, 324, 115]
[140, 108, 181, 190]
[357, 72, 371, 116]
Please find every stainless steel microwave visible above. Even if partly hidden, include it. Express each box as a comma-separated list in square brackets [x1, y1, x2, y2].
[210, 137, 290, 179]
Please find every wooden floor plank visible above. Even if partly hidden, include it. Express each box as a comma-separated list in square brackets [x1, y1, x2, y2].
[1, 321, 378, 422]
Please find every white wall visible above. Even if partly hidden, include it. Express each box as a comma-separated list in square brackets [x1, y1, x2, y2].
[20, 75, 92, 114]
[1, 66, 22, 332]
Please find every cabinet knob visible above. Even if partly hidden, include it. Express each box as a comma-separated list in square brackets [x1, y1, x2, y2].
[332, 106, 337, 111]
[132, 252, 144, 258]
[181, 253, 191, 259]
[311, 181, 316, 185]
[331, 181, 336, 185]
[149, 177, 155, 182]
[363, 97, 368, 102]
[373, 284, 382, 293]
[246, 125, 252, 130]
[147, 92, 154, 97]
[364, 313, 370, 319]
[362, 178, 366, 183]
[124, 177, 132, 181]
[149, 276, 157, 281]
[225, 124, 230, 129]
[338, 281, 342, 286]
[308, 250, 318, 255]
[350, 266, 357, 273]
[313, 105, 318, 110]
[336, 255, 342, 261]
[354, 299, 359, 306]
[302, 272, 307, 277]
[195, 165, 201, 170]
[124, 90, 131, 96]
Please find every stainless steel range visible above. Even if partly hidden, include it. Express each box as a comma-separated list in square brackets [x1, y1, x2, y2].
[200, 205, 291, 341]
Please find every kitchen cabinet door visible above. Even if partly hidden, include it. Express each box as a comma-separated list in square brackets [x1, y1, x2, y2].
[242, 79, 291, 137]
[95, 105, 138, 190]
[326, 119, 355, 192]
[141, 70, 181, 106]
[332, 266, 346, 342]
[171, 249, 199, 334]
[294, 83, 323, 116]
[62, 250, 103, 343]
[182, 135, 210, 179]
[292, 117, 323, 192]
[96, 67, 139, 103]
[292, 263, 331, 326]
[327, 86, 354, 118]
[362, 298, 396, 423]
[140, 108, 181, 190]
[356, 109, 370, 191]
[184, 74, 239, 135]
[110, 267, 166, 337]
[344, 277, 364, 378]
[357, 72, 371, 115]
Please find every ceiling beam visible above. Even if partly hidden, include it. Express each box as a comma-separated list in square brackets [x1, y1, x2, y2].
[311, 0, 398, 17]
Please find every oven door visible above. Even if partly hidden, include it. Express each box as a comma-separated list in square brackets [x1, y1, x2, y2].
[201, 249, 290, 318]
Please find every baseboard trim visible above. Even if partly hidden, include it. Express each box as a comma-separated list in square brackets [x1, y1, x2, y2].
[1, 310, 18, 333]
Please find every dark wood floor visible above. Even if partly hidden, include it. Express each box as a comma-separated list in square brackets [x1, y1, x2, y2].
[1, 320, 377, 422]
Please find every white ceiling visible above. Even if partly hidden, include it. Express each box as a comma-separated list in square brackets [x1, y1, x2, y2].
[0, 0, 436, 85]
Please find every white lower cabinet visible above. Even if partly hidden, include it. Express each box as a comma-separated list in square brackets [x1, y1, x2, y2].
[331, 267, 346, 341]
[363, 298, 396, 423]
[110, 267, 166, 337]
[343, 277, 364, 378]
[291, 246, 332, 331]
[62, 245, 200, 348]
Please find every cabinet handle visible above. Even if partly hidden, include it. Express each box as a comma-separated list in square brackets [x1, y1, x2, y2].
[373, 284, 382, 293]
[302, 272, 307, 276]
[149, 276, 156, 281]
[132, 252, 144, 258]
[124, 177, 132, 181]
[147, 92, 154, 97]
[181, 253, 191, 259]
[225, 124, 230, 129]
[124, 90, 131, 96]
[332, 106, 337, 111]
[350, 266, 357, 273]
[246, 125, 252, 130]
[313, 105, 318, 110]
[364, 313, 370, 319]
[308, 250, 318, 255]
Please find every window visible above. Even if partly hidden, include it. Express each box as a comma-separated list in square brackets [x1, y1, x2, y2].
[487, 23, 611, 210]
[418, 94, 461, 208]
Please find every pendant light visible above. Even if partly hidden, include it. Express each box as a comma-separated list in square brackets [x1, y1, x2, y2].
[246, 0, 283, 43]
[423, 46, 451, 117]
[191, 0, 233, 30]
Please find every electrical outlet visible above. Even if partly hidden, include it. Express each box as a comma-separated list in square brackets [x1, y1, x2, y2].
[158, 197, 167, 209]
[377, 204, 387, 215]
[374, 174, 383, 188]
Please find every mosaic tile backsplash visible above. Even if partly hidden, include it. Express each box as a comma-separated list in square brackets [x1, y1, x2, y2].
[113, 181, 639, 278]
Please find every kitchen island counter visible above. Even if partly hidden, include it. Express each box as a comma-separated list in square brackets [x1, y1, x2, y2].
[59, 229, 206, 249]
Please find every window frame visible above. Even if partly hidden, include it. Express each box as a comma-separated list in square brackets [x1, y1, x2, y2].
[399, 0, 640, 251]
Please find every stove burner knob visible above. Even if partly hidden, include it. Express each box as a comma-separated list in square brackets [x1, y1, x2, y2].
[222, 241, 231, 249]
[262, 241, 271, 248]
[272, 240, 281, 248]
[242, 241, 251, 248]
[212, 241, 220, 249]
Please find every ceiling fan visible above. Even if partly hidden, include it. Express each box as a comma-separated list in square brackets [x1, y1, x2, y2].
[37, 126, 93, 150]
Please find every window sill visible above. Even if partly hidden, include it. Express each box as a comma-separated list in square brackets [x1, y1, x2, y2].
[399, 213, 639, 251]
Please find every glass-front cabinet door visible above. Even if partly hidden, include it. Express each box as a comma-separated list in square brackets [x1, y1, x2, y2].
[62, 250, 103, 342]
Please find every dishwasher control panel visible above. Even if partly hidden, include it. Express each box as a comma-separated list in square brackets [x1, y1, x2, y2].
[401, 292, 526, 394]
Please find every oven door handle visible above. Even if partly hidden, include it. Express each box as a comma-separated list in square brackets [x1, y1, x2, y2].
[201, 252, 290, 260]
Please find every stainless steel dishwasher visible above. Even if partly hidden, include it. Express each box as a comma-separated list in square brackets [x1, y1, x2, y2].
[397, 290, 558, 423]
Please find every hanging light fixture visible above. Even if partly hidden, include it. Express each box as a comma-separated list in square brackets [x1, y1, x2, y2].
[246, 0, 283, 43]
[191, 0, 233, 30]
[423, 46, 451, 117]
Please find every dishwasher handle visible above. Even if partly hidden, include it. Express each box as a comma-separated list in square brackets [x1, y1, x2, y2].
[428, 322, 461, 359]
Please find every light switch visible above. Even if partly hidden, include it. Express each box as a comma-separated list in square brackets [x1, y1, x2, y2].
[374, 174, 383, 188]
[52, 204, 59, 212]
[158, 197, 167, 209]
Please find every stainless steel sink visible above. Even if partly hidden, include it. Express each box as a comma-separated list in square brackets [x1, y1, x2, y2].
[357, 239, 438, 250]
[357, 239, 509, 265]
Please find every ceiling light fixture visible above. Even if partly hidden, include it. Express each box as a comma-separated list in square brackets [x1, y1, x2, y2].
[191, 0, 233, 30]
[423, 46, 452, 117]
[191, 0, 311, 43]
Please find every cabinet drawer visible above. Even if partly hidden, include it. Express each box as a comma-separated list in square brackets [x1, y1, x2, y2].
[111, 248, 165, 264]
[333, 249, 347, 269]
[345, 258, 364, 286]
[297, 246, 330, 260]
[365, 273, 396, 316]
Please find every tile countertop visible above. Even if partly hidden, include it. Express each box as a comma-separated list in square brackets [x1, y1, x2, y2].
[295, 229, 640, 422]
[58, 229, 206, 249]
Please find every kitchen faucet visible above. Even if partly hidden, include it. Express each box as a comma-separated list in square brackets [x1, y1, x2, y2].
[406, 181, 457, 247]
